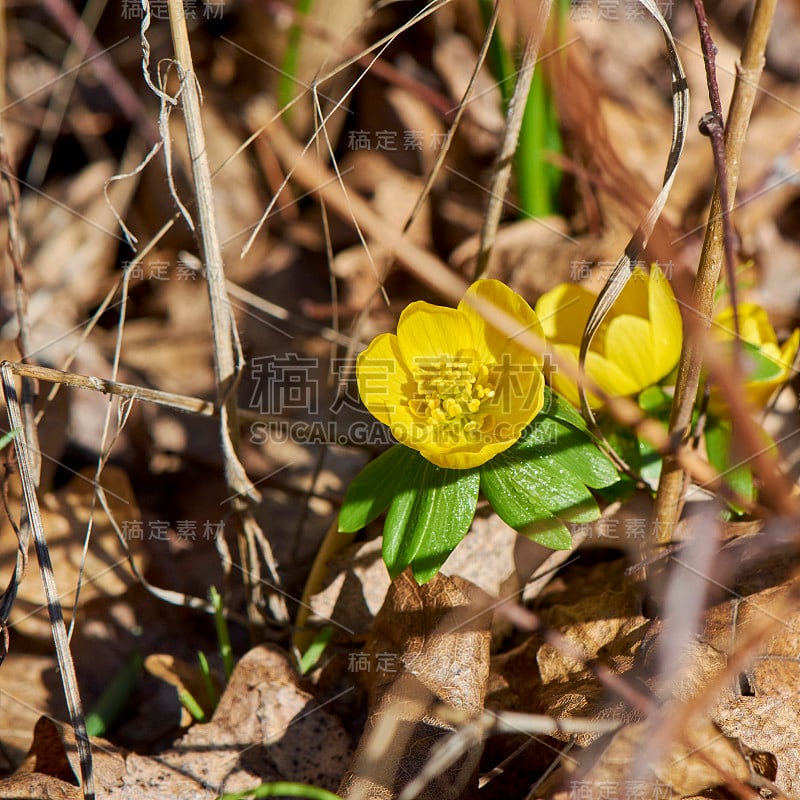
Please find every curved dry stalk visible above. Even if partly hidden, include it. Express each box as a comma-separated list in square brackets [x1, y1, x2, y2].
[1, 365, 95, 799]
[576, 0, 689, 451]
[653, 0, 779, 541]
[166, 0, 288, 634]
[398, 710, 620, 800]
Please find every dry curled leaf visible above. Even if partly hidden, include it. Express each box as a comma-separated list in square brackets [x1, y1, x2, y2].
[0, 716, 125, 799]
[340, 571, 492, 800]
[489, 557, 649, 731]
[545, 712, 752, 800]
[153, 644, 351, 796]
[702, 567, 800, 793]
[306, 536, 392, 640]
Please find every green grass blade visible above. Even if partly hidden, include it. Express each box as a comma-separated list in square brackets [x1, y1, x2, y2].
[209, 585, 234, 680]
[179, 688, 207, 723]
[217, 781, 342, 800]
[84, 652, 142, 738]
[197, 650, 219, 711]
[298, 625, 334, 675]
[278, 0, 316, 117]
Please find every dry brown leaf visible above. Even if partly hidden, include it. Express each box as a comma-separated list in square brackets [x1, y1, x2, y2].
[1, 465, 144, 639]
[701, 571, 800, 793]
[238, 0, 370, 141]
[442, 513, 519, 600]
[0, 716, 125, 799]
[306, 516, 519, 673]
[100, 316, 216, 397]
[546, 712, 752, 800]
[384, 86, 447, 175]
[22, 160, 134, 312]
[488, 556, 649, 757]
[330, 149, 433, 311]
[449, 216, 583, 296]
[2, 645, 351, 799]
[151, 644, 350, 796]
[339, 571, 492, 800]
[0, 654, 66, 771]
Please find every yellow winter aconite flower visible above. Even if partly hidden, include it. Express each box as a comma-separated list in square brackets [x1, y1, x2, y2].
[534, 265, 682, 407]
[356, 280, 546, 469]
[710, 303, 800, 412]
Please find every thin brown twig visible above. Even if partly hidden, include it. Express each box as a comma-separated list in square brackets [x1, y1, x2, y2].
[166, 0, 288, 636]
[0, 128, 39, 483]
[2, 366, 95, 799]
[692, 0, 741, 340]
[0, 0, 42, 677]
[654, 0, 779, 541]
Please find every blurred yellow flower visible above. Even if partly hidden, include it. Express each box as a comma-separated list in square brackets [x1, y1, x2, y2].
[710, 303, 799, 412]
[534, 265, 682, 407]
[356, 280, 545, 469]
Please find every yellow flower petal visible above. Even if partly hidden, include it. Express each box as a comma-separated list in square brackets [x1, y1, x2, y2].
[459, 279, 545, 365]
[647, 265, 683, 379]
[714, 304, 778, 347]
[396, 302, 473, 367]
[780, 328, 800, 370]
[486, 356, 544, 420]
[547, 344, 641, 407]
[604, 315, 661, 390]
[535, 283, 596, 348]
[607, 268, 649, 320]
[709, 305, 800, 413]
[356, 332, 415, 428]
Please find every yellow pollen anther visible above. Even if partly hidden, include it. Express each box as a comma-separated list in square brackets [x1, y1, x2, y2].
[412, 354, 497, 428]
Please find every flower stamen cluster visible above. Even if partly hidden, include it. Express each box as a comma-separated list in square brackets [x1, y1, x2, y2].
[411, 355, 495, 434]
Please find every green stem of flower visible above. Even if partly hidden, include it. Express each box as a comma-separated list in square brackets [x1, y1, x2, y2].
[652, 0, 778, 543]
